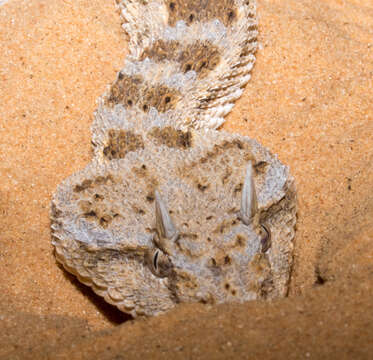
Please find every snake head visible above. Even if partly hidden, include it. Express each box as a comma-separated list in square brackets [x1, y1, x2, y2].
[51, 128, 296, 317]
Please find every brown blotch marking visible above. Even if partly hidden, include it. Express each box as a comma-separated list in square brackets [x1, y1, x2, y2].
[236, 234, 246, 247]
[139, 84, 181, 113]
[165, 0, 238, 28]
[103, 129, 144, 160]
[197, 183, 209, 192]
[148, 126, 192, 149]
[140, 40, 221, 79]
[210, 258, 216, 266]
[177, 41, 221, 78]
[183, 233, 198, 240]
[131, 165, 159, 203]
[99, 215, 112, 228]
[250, 254, 270, 273]
[224, 255, 231, 265]
[234, 183, 243, 194]
[74, 179, 93, 193]
[94, 174, 115, 185]
[248, 254, 273, 296]
[213, 218, 234, 235]
[106, 73, 180, 113]
[106, 74, 142, 108]
[178, 138, 254, 197]
[132, 204, 146, 215]
[75, 175, 116, 193]
[79, 200, 92, 213]
[173, 271, 199, 298]
[254, 161, 269, 174]
[78, 199, 117, 229]
[198, 139, 251, 165]
[140, 39, 180, 62]
[94, 193, 104, 201]
[222, 168, 232, 184]
[146, 194, 155, 202]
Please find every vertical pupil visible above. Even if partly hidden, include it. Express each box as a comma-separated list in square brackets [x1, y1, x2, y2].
[153, 250, 159, 269]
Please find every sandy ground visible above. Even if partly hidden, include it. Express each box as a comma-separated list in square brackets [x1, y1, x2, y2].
[0, 0, 372, 358]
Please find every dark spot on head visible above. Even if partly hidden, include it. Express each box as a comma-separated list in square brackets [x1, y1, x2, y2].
[169, 2, 175, 11]
[197, 183, 209, 192]
[165, 96, 171, 104]
[146, 194, 155, 202]
[99, 215, 112, 228]
[207, 237, 212, 242]
[236, 234, 246, 247]
[188, 13, 194, 22]
[118, 72, 124, 80]
[185, 64, 192, 72]
[94, 176, 105, 185]
[141, 164, 147, 170]
[224, 255, 231, 265]
[222, 169, 232, 184]
[225, 283, 230, 290]
[74, 179, 93, 192]
[143, 104, 148, 111]
[231, 289, 237, 296]
[234, 183, 243, 194]
[85, 210, 96, 217]
[233, 139, 243, 149]
[206, 215, 213, 220]
[213, 219, 232, 235]
[254, 161, 269, 174]
[227, 9, 235, 21]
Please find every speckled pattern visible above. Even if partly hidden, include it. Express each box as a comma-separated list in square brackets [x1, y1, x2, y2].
[0, 0, 372, 358]
[50, 0, 298, 317]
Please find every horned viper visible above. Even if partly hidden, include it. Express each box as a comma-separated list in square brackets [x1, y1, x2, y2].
[51, 0, 297, 317]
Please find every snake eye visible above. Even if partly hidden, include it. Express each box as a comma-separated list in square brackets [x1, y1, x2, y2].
[260, 224, 271, 253]
[147, 249, 173, 278]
